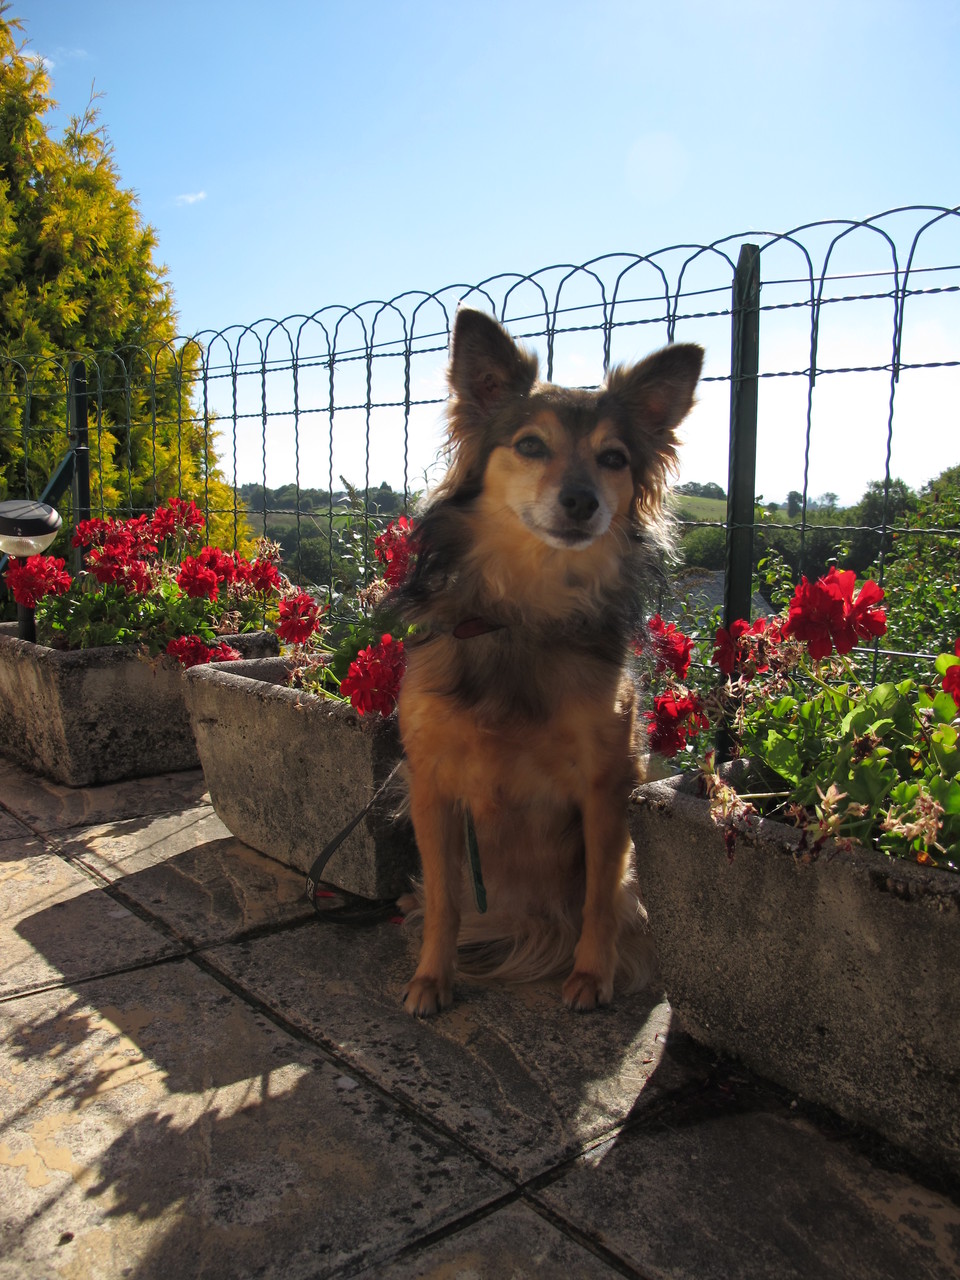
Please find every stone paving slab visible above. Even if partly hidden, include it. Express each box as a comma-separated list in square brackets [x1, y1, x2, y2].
[207, 920, 688, 1182]
[0, 759, 210, 835]
[0, 840, 182, 997]
[0, 961, 508, 1280]
[52, 807, 315, 948]
[534, 1071, 960, 1280]
[354, 1200, 626, 1278]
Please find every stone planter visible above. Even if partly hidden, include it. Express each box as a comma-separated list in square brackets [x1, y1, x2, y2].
[183, 656, 417, 899]
[630, 774, 960, 1178]
[0, 623, 278, 787]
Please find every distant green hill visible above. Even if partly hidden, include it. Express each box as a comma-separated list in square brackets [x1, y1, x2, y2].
[668, 493, 727, 524]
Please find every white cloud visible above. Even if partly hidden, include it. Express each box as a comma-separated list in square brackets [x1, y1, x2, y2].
[176, 191, 207, 206]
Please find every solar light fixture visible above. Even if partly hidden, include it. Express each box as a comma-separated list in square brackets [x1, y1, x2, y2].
[0, 499, 63, 641]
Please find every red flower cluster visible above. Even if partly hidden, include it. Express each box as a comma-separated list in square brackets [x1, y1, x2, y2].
[944, 639, 960, 705]
[149, 497, 206, 543]
[641, 613, 693, 679]
[783, 566, 886, 660]
[87, 547, 154, 593]
[373, 517, 414, 588]
[339, 633, 406, 716]
[74, 514, 157, 557]
[165, 635, 242, 668]
[276, 590, 324, 644]
[176, 556, 219, 600]
[75, 498, 206, 551]
[645, 688, 708, 758]
[3, 555, 72, 608]
[176, 545, 240, 601]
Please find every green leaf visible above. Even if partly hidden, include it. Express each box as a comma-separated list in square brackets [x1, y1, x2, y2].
[931, 691, 960, 726]
[935, 652, 960, 678]
[930, 776, 960, 816]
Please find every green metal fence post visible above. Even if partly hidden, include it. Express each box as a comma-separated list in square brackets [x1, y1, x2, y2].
[68, 360, 91, 571]
[723, 243, 760, 630]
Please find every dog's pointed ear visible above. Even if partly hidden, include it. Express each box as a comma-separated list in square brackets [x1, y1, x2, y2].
[603, 343, 704, 441]
[448, 309, 539, 420]
[603, 343, 704, 512]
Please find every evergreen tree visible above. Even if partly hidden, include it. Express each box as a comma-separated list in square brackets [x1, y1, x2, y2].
[0, 9, 247, 549]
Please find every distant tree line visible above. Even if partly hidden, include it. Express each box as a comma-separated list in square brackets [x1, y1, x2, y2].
[675, 481, 726, 500]
[239, 480, 406, 518]
[239, 480, 410, 590]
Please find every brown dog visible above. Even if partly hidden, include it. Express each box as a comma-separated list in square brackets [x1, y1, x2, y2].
[394, 309, 702, 1015]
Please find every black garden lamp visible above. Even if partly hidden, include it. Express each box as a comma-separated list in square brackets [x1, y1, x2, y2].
[0, 500, 63, 642]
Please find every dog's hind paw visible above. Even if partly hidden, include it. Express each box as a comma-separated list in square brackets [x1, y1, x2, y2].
[402, 975, 453, 1017]
[562, 970, 612, 1012]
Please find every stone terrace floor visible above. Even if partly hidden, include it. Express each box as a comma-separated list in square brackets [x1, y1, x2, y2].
[1, 756, 958, 1280]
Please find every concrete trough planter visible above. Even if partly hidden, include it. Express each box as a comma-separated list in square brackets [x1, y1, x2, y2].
[184, 656, 417, 899]
[0, 623, 278, 787]
[630, 774, 960, 1178]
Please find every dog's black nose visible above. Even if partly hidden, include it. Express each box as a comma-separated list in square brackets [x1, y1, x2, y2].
[559, 484, 600, 524]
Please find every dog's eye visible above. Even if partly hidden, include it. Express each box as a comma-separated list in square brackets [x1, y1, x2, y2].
[597, 449, 629, 471]
[514, 435, 549, 459]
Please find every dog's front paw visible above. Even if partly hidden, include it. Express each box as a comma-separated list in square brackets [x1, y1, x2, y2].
[562, 969, 613, 1012]
[402, 974, 453, 1017]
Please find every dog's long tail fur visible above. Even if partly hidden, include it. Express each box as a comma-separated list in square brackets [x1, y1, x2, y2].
[399, 864, 657, 995]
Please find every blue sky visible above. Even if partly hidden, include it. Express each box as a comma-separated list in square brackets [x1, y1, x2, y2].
[12, 1, 960, 501]
[18, 0, 959, 335]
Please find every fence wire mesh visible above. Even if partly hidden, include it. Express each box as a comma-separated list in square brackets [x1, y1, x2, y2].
[1, 205, 958, 670]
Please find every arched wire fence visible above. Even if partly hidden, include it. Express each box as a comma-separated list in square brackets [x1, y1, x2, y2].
[1, 205, 958, 672]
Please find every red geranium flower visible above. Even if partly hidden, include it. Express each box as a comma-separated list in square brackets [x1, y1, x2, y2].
[119, 559, 153, 595]
[645, 688, 709, 758]
[713, 618, 751, 675]
[75, 515, 157, 560]
[86, 548, 154, 594]
[943, 639, 960, 705]
[195, 544, 239, 586]
[165, 636, 242, 668]
[117, 515, 157, 557]
[166, 635, 212, 667]
[783, 567, 886, 660]
[176, 556, 221, 600]
[339, 633, 406, 716]
[72, 517, 113, 548]
[374, 516, 414, 588]
[209, 641, 242, 663]
[239, 556, 282, 594]
[150, 497, 206, 543]
[641, 614, 693, 680]
[845, 576, 887, 644]
[3, 555, 72, 608]
[276, 589, 323, 644]
[713, 616, 780, 678]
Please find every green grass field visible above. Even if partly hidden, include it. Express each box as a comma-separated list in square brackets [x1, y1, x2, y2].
[668, 494, 727, 524]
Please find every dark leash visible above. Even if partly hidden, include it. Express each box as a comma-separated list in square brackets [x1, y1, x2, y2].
[306, 619, 496, 924]
[304, 762, 488, 923]
[305, 761, 404, 925]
